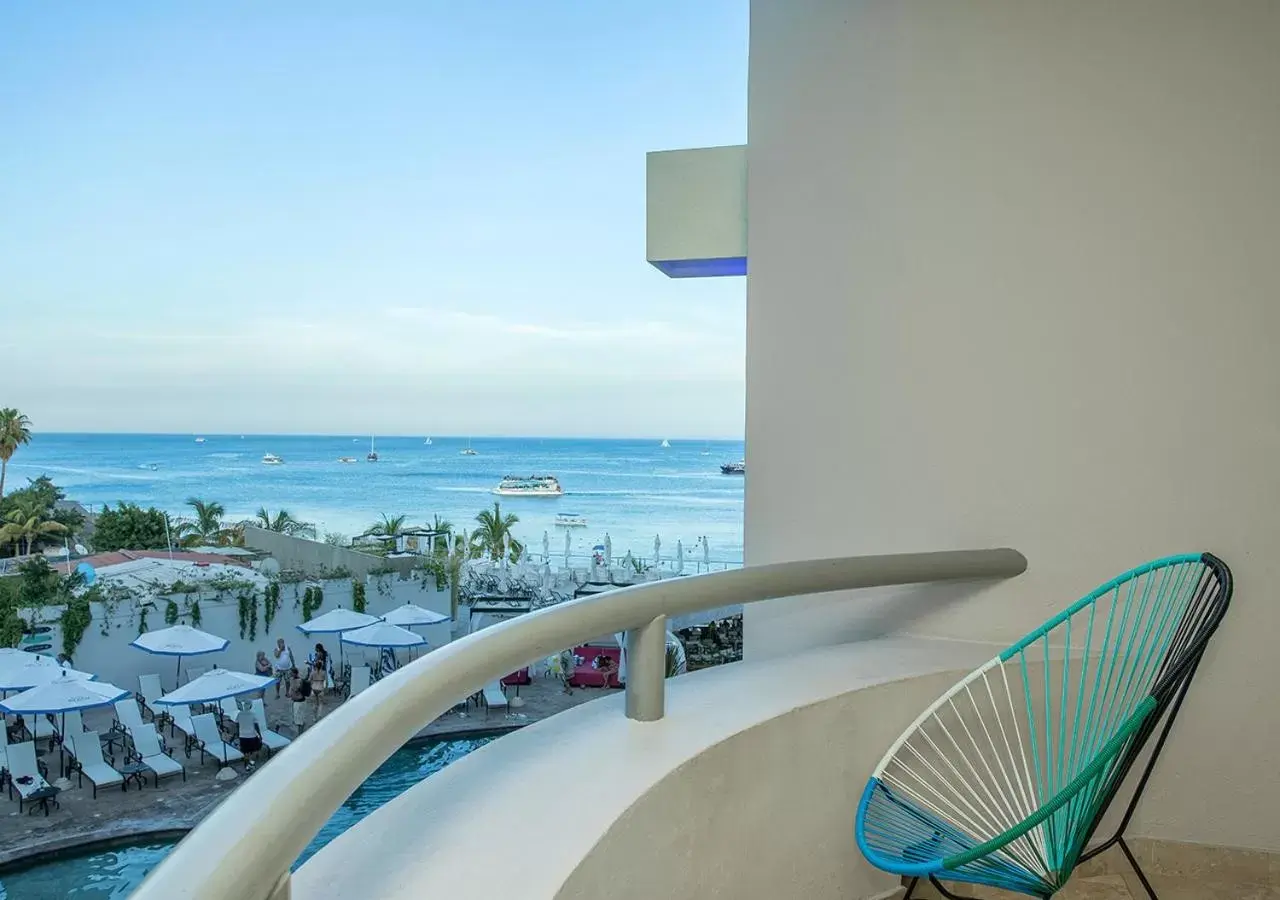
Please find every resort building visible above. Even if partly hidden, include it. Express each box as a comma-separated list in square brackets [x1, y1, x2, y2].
[132, 4, 1280, 899]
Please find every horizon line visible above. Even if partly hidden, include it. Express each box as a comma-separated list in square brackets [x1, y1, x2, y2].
[31, 431, 746, 442]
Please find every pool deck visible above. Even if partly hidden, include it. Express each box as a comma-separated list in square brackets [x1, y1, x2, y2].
[0, 676, 606, 868]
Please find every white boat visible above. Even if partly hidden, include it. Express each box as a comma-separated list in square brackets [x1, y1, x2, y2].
[194, 437, 206, 444]
[338, 456, 357, 464]
[424, 437, 433, 445]
[661, 439, 671, 448]
[492, 475, 564, 497]
[720, 460, 745, 475]
[554, 512, 588, 528]
[367, 436, 379, 462]
[461, 438, 477, 456]
[262, 453, 284, 465]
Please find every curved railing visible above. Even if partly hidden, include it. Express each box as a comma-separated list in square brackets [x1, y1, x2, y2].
[132, 549, 1027, 900]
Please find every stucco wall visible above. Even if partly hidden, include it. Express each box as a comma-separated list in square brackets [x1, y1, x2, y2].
[239, 527, 417, 579]
[743, 0, 1280, 850]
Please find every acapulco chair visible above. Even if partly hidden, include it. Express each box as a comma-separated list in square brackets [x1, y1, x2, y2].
[855, 553, 1231, 899]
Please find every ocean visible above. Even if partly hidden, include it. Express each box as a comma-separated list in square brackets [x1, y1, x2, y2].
[9, 434, 746, 565]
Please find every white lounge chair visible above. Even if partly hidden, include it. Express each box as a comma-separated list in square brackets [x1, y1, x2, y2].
[219, 697, 240, 723]
[68, 731, 123, 798]
[348, 666, 371, 697]
[165, 703, 198, 757]
[481, 682, 508, 717]
[58, 709, 85, 742]
[130, 724, 186, 784]
[250, 699, 290, 755]
[190, 713, 243, 767]
[7, 741, 53, 813]
[22, 714, 55, 743]
[114, 698, 146, 736]
[138, 673, 163, 719]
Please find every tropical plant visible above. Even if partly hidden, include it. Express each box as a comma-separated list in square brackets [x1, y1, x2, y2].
[470, 502, 522, 563]
[323, 531, 349, 547]
[368, 513, 409, 538]
[175, 497, 230, 546]
[0, 409, 33, 499]
[253, 507, 315, 538]
[429, 514, 453, 551]
[351, 580, 367, 614]
[0, 497, 68, 555]
[93, 502, 171, 552]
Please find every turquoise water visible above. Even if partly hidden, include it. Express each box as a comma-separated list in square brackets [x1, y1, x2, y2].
[11, 434, 745, 563]
[0, 734, 492, 899]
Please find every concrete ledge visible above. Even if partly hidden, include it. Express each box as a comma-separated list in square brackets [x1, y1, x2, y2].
[294, 637, 996, 899]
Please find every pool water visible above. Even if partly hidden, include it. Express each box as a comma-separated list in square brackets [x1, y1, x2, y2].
[0, 734, 493, 899]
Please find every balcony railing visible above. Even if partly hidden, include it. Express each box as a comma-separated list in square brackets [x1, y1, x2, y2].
[132, 548, 1027, 900]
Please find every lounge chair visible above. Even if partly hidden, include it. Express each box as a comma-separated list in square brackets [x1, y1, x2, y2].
[190, 713, 243, 767]
[348, 666, 371, 697]
[21, 714, 55, 744]
[137, 673, 163, 720]
[481, 682, 508, 717]
[219, 697, 240, 723]
[58, 709, 85, 742]
[250, 699, 291, 755]
[165, 703, 199, 757]
[0, 720, 9, 777]
[114, 698, 146, 736]
[67, 731, 123, 798]
[129, 724, 186, 784]
[7, 741, 54, 813]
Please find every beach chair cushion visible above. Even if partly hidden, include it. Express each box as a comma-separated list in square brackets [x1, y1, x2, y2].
[349, 666, 371, 696]
[481, 682, 508, 712]
[69, 731, 123, 795]
[191, 713, 243, 764]
[250, 699, 291, 752]
[7, 741, 50, 799]
[131, 725, 185, 780]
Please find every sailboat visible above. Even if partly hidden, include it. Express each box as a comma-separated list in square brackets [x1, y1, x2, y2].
[461, 438, 478, 456]
[367, 436, 379, 462]
[424, 437, 433, 445]
[661, 439, 671, 448]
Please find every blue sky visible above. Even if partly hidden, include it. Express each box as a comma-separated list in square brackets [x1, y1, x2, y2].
[1, 1, 746, 438]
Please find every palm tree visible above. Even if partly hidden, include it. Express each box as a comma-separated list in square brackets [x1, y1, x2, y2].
[177, 497, 229, 546]
[0, 409, 33, 499]
[254, 507, 315, 539]
[0, 497, 67, 555]
[470, 502, 522, 562]
[368, 513, 409, 538]
[429, 514, 453, 552]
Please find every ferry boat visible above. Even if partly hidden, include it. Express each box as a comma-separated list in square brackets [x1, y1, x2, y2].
[554, 512, 588, 528]
[262, 453, 284, 465]
[720, 460, 745, 475]
[492, 475, 564, 497]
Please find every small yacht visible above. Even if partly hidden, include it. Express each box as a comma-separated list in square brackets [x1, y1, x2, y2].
[262, 453, 284, 465]
[493, 475, 564, 497]
[720, 460, 745, 475]
[555, 512, 588, 528]
[461, 438, 478, 456]
[367, 436, 379, 462]
[194, 437, 206, 444]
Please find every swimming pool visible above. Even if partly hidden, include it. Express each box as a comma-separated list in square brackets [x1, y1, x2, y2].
[0, 734, 493, 899]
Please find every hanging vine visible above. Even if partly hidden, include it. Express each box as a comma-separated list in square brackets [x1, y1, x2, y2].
[60, 596, 93, 660]
[302, 586, 324, 621]
[351, 580, 367, 614]
[164, 599, 180, 626]
[263, 582, 280, 629]
[237, 591, 260, 641]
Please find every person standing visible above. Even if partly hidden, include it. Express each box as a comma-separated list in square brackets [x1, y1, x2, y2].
[272, 638, 293, 698]
[235, 699, 262, 770]
[288, 668, 311, 735]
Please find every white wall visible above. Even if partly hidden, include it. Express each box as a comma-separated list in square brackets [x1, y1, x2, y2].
[744, 0, 1280, 851]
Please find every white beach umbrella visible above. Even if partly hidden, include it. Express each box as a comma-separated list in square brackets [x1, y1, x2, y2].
[503, 532, 512, 566]
[154, 668, 273, 707]
[0, 654, 94, 692]
[340, 622, 427, 649]
[563, 529, 571, 567]
[653, 534, 661, 566]
[604, 533, 612, 566]
[542, 530, 550, 561]
[703, 536, 711, 567]
[676, 540, 685, 574]
[131, 624, 229, 687]
[295, 607, 381, 634]
[381, 603, 449, 627]
[0, 671, 129, 764]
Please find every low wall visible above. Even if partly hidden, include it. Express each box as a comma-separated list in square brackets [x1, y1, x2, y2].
[239, 527, 417, 579]
[293, 638, 995, 899]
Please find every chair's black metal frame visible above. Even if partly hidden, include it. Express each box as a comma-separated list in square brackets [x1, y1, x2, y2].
[901, 553, 1232, 900]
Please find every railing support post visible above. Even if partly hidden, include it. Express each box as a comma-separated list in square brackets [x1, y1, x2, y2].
[265, 871, 290, 900]
[626, 614, 667, 722]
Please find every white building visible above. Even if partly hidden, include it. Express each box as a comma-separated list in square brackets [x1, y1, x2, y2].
[136, 4, 1280, 899]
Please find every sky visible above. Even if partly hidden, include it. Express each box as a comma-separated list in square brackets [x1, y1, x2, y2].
[0, 1, 747, 438]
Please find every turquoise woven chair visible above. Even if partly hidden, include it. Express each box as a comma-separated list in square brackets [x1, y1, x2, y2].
[855, 554, 1231, 899]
